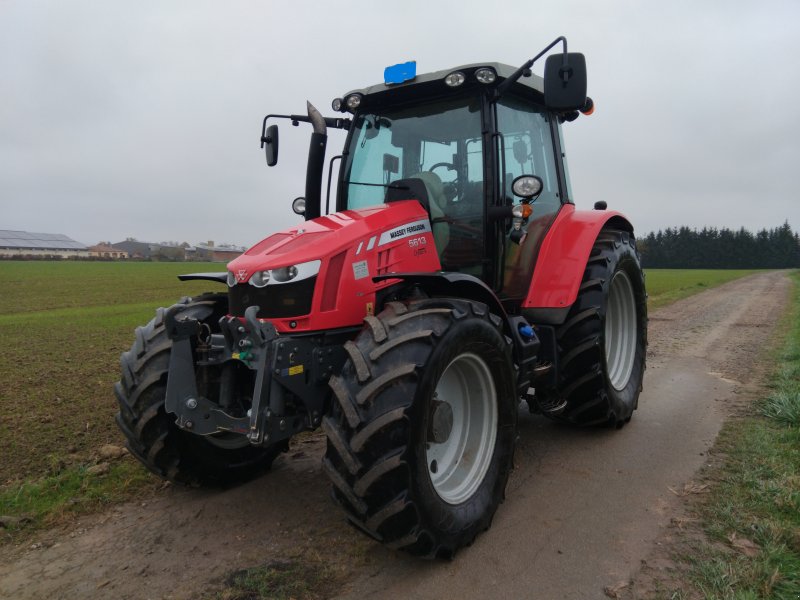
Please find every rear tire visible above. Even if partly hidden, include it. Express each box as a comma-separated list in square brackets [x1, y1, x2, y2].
[323, 298, 516, 558]
[541, 229, 647, 427]
[114, 294, 282, 487]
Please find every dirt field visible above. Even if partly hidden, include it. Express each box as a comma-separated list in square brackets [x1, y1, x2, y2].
[0, 270, 791, 600]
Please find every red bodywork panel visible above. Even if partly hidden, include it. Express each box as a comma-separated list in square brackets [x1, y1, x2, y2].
[227, 201, 441, 333]
[523, 204, 632, 309]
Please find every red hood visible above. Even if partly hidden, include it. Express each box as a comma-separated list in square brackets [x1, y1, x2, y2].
[227, 201, 428, 275]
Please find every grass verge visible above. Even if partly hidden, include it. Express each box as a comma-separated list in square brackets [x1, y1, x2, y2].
[216, 556, 341, 600]
[209, 528, 374, 600]
[645, 269, 760, 311]
[657, 271, 800, 599]
[0, 458, 158, 539]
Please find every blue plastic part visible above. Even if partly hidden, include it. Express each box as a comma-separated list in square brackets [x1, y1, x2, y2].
[384, 61, 417, 85]
[518, 324, 535, 340]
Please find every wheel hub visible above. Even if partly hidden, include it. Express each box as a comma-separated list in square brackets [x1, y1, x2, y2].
[429, 397, 454, 444]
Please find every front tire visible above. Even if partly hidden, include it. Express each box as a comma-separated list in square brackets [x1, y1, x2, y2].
[541, 229, 647, 427]
[323, 298, 517, 558]
[114, 294, 282, 487]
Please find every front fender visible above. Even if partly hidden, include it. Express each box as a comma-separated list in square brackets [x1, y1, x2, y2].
[523, 204, 634, 312]
[373, 272, 508, 322]
[177, 272, 227, 284]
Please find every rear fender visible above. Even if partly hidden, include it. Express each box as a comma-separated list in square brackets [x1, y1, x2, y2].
[523, 204, 634, 320]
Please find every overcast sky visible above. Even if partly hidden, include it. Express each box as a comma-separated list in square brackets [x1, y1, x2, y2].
[1, 0, 798, 247]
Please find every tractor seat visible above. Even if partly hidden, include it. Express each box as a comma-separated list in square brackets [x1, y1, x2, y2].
[407, 172, 450, 257]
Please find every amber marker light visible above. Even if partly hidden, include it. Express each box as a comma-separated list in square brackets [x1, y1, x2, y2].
[512, 204, 534, 219]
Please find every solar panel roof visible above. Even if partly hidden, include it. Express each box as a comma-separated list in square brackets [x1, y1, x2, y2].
[0, 230, 88, 250]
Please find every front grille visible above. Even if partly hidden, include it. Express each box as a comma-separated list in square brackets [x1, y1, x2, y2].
[228, 277, 316, 318]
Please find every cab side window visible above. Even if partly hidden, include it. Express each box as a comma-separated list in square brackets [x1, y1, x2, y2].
[496, 97, 559, 207]
[496, 97, 562, 298]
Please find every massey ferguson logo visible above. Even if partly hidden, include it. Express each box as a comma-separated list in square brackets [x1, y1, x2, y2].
[236, 269, 248, 282]
[378, 219, 431, 246]
[389, 222, 426, 239]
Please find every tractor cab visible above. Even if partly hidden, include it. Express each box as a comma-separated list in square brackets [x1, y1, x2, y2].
[334, 61, 580, 301]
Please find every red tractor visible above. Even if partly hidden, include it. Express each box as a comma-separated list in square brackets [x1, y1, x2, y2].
[115, 37, 647, 559]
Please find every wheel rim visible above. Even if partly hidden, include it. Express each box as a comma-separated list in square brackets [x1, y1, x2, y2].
[426, 352, 498, 505]
[605, 270, 638, 391]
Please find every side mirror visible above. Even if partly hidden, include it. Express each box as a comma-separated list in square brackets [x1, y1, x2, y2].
[544, 52, 587, 111]
[512, 139, 528, 166]
[264, 124, 279, 166]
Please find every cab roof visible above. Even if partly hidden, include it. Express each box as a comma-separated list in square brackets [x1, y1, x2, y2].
[341, 62, 545, 107]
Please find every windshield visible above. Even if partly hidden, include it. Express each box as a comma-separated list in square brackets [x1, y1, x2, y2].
[340, 95, 484, 210]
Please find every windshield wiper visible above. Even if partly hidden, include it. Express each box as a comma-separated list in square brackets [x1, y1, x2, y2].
[342, 180, 404, 189]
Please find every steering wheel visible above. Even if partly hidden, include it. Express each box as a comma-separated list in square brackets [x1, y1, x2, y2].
[428, 162, 455, 174]
[427, 163, 458, 200]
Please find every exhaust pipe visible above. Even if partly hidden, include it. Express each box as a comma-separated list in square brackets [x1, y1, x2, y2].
[304, 101, 327, 220]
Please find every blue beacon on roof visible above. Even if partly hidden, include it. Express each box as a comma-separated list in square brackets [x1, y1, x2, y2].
[384, 61, 416, 85]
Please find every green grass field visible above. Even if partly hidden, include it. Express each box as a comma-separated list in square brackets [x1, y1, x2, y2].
[0, 263, 227, 485]
[0, 262, 763, 536]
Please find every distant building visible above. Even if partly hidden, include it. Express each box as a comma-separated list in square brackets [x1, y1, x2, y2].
[188, 240, 245, 262]
[112, 239, 185, 261]
[0, 230, 89, 258]
[112, 239, 155, 259]
[151, 243, 186, 262]
[88, 242, 129, 259]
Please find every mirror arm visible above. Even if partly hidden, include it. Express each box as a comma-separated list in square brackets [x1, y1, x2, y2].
[260, 114, 293, 148]
[492, 36, 568, 102]
[261, 114, 350, 148]
[488, 206, 513, 220]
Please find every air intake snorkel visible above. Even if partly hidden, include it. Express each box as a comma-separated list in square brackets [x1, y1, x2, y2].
[304, 102, 327, 221]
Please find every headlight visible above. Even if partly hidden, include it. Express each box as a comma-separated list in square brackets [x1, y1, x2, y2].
[331, 98, 343, 112]
[444, 71, 465, 87]
[227, 271, 237, 287]
[272, 265, 298, 283]
[292, 197, 306, 215]
[345, 94, 362, 110]
[248, 260, 321, 287]
[250, 270, 271, 288]
[475, 68, 496, 84]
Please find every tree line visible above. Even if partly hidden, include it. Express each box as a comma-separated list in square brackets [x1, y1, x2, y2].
[639, 222, 800, 269]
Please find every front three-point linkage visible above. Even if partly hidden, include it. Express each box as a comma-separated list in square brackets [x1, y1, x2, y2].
[164, 304, 283, 445]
